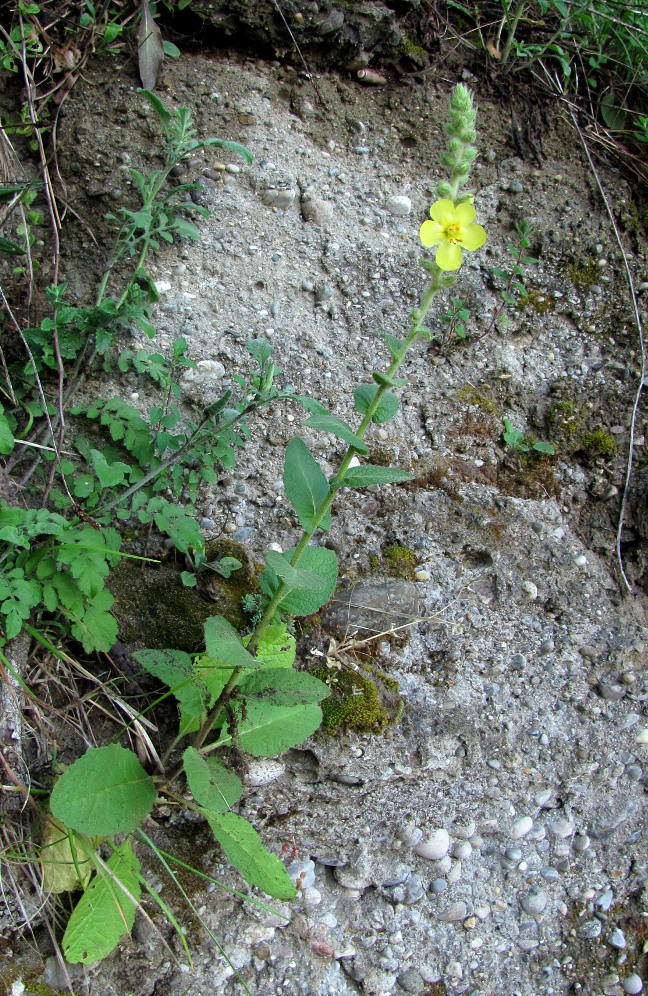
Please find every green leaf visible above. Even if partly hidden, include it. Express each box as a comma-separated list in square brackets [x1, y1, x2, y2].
[237, 667, 330, 707]
[532, 440, 555, 455]
[50, 745, 156, 836]
[40, 819, 94, 894]
[218, 698, 324, 756]
[259, 546, 338, 617]
[133, 647, 206, 734]
[183, 748, 243, 812]
[62, 840, 141, 965]
[162, 40, 181, 58]
[354, 385, 399, 425]
[0, 405, 15, 456]
[203, 615, 259, 669]
[138, 88, 171, 127]
[339, 465, 412, 489]
[372, 372, 408, 388]
[303, 414, 368, 454]
[70, 589, 118, 653]
[201, 138, 253, 165]
[283, 437, 331, 532]
[89, 449, 130, 488]
[0, 235, 26, 256]
[253, 624, 296, 668]
[172, 217, 201, 240]
[205, 812, 296, 899]
[264, 549, 329, 595]
[381, 333, 404, 362]
[600, 88, 627, 131]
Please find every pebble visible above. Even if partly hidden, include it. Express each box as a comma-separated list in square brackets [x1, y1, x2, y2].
[534, 788, 553, 808]
[548, 819, 574, 839]
[510, 816, 534, 839]
[244, 759, 286, 786]
[573, 834, 590, 852]
[596, 890, 614, 911]
[405, 874, 426, 905]
[610, 928, 626, 949]
[442, 901, 468, 922]
[636, 728, 648, 745]
[397, 968, 426, 994]
[431, 878, 448, 895]
[522, 580, 538, 600]
[453, 841, 472, 860]
[385, 194, 412, 216]
[623, 975, 643, 994]
[520, 890, 548, 915]
[577, 918, 602, 939]
[540, 867, 560, 882]
[286, 858, 316, 890]
[301, 195, 334, 226]
[414, 828, 450, 861]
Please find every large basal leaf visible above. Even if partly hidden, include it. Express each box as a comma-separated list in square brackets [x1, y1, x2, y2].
[283, 436, 331, 532]
[40, 819, 94, 894]
[237, 667, 330, 707]
[63, 840, 141, 964]
[354, 384, 399, 425]
[133, 648, 206, 735]
[259, 546, 338, 617]
[203, 616, 259, 669]
[251, 624, 296, 668]
[183, 748, 243, 813]
[50, 745, 156, 836]
[218, 699, 323, 757]
[339, 466, 413, 489]
[206, 811, 296, 900]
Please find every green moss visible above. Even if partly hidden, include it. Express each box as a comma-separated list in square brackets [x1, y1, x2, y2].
[382, 544, 417, 580]
[108, 540, 255, 651]
[522, 289, 555, 315]
[311, 664, 401, 735]
[568, 257, 599, 291]
[399, 35, 429, 67]
[455, 385, 500, 419]
[581, 428, 617, 459]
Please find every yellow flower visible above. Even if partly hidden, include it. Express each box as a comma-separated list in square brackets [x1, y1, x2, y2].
[420, 198, 487, 271]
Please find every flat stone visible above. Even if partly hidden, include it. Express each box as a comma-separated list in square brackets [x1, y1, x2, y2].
[320, 581, 422, 637]
[414, 828, 450, 861]
[385, 194, 412, 216]
[510, 816, 534, 839]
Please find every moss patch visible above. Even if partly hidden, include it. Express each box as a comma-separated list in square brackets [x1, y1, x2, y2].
[381, 544, 418, 580]
[568, 257, 599, 291]
[310, 663, 401, 735]
[546, 394, 618, 464]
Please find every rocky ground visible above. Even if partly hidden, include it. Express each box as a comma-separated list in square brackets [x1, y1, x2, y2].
[2, 38, 648, 996]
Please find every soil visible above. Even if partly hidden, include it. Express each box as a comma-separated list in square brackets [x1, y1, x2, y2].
[1, 23, 648, 996]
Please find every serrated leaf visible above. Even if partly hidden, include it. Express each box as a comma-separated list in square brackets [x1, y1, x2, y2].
[50, 745, 156, 836]
[283, 437, 331, 532]
[252, 624, 296, 668]
[62, 840, 141, 964]
[237, 667, 330, 706]
[40, 819, 95, 894]
[303, 414, 368, 454]
[137, 0, 164, 91]
[218, 698, 324, 756]
[206, 812, 296, 899]
[183, 748, 243, 812]
[259, 546, 338, 617]
[203, 615, 259, 669]
[71, 590, 118, 654]
[354, 385, 399, 425]
[133, 647, 206, 734]
[340, 465, 412, 488]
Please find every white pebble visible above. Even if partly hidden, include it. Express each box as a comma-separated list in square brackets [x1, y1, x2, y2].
[636, 728, 648, 745]
[623, 975, 643, 995]
[244, 759, 285, 786]
[573, 554, 587, 567]
[385, 194, 412, 216]
[414, 828, 450, 861]
[415, 569, 431, 581]
[522, 580, 538, 600]
[548, 818, 574, 839]
[509, 816, 534, 839]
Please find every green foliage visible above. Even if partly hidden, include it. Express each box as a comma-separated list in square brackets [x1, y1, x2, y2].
[503, 418, 555, 456]
[488, 220, 538, 333]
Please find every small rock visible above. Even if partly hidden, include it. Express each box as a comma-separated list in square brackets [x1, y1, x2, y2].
[442, 901, 468, 922]
[244, 759, 286, 786]
[385, 194, 412, 217]
[301, 195, 334, 226]
[431, 878, 448, 895]
[397, 968, 425, 994]
[548, 818, 574, 839]
[573, 834, 591, 852]
[578, 919, 602, 939]
[540, 867, 560, 882]
[623, 975, 643, 994]
[610, 928, 626, 949]
[510, 816, 534, 839]
[521, 890, 548, 915]
[414, 828, 450, 861]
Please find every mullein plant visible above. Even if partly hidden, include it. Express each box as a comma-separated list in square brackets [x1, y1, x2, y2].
[43, 84, 490, 969]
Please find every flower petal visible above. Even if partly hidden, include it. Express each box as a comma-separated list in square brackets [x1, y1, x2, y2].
[436, 240, 463, 271]
[454, 201, 477, 225]
[420, 220, 443, 248]
[429, 199, 455, 224]
[460, 223, 487, 251]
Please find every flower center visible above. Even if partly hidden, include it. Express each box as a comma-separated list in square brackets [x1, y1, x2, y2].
[443, 220, 462, 243]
